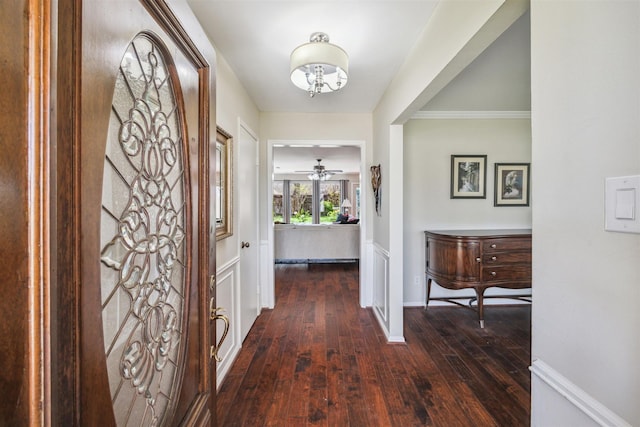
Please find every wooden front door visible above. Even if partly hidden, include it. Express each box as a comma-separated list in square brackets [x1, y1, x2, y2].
[54, 1, 217, 425]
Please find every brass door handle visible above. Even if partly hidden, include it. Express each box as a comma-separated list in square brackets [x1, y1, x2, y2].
[209, 303, 229, 362]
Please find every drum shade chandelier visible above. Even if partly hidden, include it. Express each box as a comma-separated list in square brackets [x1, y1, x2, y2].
[290, 32, 349, 97]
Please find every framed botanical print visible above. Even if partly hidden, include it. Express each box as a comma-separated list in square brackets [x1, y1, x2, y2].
[494, 163, 530, 207]
[450, 155, 487, 199]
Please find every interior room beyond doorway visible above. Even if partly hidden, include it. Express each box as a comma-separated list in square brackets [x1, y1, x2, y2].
[267, 142, 367, 308]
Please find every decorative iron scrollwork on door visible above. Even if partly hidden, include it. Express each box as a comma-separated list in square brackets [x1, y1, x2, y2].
[100, 33, 189, 426]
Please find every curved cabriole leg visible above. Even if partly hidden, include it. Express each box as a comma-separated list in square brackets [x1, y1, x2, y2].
[425, 277, 432, 310]
[475, 288, 485, 328]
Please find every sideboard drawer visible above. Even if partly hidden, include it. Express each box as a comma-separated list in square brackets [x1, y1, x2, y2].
[482, 251, 531, 265]
[483, 238, 531, 253]
[481, 265, 531, 283]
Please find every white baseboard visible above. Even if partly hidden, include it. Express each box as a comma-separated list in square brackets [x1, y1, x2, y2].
[530, 359, 631, 427]
[403, 301, 426, 307]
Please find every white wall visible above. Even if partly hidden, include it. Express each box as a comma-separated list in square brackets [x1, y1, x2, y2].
[403, 118, 532, 305]
[531, 2, 640, 425]
[215, 52, 260, 267]
[370, 0, 528, 341]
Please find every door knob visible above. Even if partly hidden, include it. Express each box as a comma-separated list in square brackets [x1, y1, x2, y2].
[241, 241, 250, 249]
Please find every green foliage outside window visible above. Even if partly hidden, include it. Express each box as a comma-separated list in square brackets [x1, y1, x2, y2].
[320, 210, 338, 223]
[320, 200, 338, 223]
[291, 208, 311, 224]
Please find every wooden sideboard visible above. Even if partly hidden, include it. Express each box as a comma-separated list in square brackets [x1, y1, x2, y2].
[424, 229, 532, 327]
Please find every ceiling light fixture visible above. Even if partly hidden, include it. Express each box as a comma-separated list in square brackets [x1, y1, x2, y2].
[296, 159, 342, 181]
[290, 32, 349, 97]
[308, 171, 333, 181]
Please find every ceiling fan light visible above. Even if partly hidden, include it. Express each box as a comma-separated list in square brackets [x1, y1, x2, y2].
[303, 159, 341, 180]
[290, 32, 349, 96]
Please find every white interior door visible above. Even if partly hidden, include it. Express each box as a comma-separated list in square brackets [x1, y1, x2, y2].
[238, 124, 260, 339]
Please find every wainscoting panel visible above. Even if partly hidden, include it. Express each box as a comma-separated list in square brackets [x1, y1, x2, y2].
[360, 239, 374, 307]
[372, 244, 390, 337]
[216, 258, 241, 389]
[260, 239, 274, 309]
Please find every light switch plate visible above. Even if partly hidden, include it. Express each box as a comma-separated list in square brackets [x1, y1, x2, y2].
[605, 175, 640, 234]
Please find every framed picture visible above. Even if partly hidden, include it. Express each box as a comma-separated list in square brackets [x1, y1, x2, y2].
[215, 126, 233, 240]
[451, 155, 487, 199]
[494, 163, 530, 207]
[371, 164, 381, 215]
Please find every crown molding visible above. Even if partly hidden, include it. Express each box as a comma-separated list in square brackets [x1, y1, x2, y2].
[411, 110, 531, 120]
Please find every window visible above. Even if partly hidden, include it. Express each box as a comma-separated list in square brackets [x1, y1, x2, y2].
[273, 180, 344, 224]
[319, 181, 340, 223]
[289, 181, 312, 224]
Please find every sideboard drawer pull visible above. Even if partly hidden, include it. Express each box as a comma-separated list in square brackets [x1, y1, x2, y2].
[491, 256, 497, 261]
[490, 244, 497, 248]
[490, 271, 497, 276]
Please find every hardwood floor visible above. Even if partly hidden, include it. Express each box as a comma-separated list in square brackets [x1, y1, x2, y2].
[217, 263, 531, 426]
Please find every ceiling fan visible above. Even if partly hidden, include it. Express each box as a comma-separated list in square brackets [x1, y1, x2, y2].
[295, 159, 343, 180]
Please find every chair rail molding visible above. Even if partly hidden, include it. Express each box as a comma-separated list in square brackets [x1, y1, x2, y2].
[530, 359, 632, 427]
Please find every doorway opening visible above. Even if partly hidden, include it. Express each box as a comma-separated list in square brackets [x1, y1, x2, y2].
[265, 140, 369, 309]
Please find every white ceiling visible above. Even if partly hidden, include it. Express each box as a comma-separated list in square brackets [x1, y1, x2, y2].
[187, 0, 439, 113]
[186, 1, 530, 175]
[273, 145, 361, 175]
